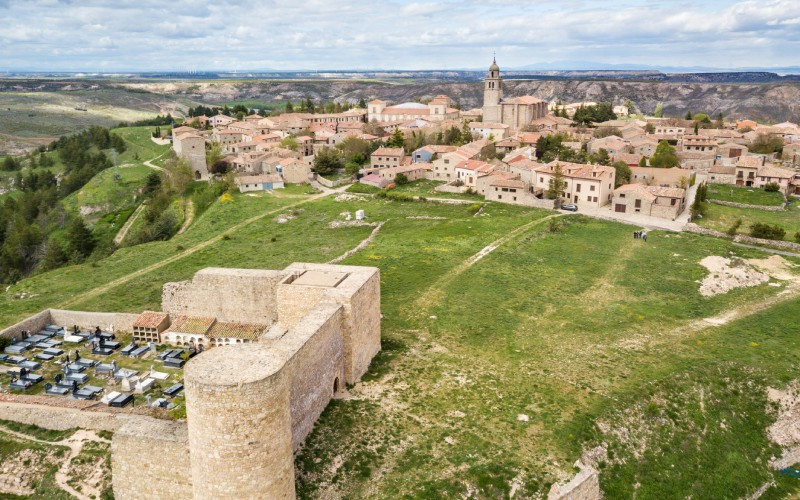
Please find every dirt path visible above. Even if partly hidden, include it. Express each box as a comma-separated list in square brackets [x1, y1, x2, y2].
[414, 214, 563, 312]
[0, 426, 109, 500]
[328, 221, 386, 264]
[58, 187, 348, 310]
[177, 200, 194, 235]
[113, 203, 145, 246]
[143, 157, 165, 171]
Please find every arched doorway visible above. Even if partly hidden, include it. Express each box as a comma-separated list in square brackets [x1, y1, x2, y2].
[333, 377, 339, 395]
[194, 170, 201, 180]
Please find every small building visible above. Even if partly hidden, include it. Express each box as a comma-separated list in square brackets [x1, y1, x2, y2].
[412, 145, 456, 163]
[756, 165, 796, 195]
[360, 174, 390, 189]
[735, 156, 766, 186]
[279, 158, 312, 184]
[235, 175, 285, 193]
[629, 166, 693, 188]
[468, 122, 509, 140]
[376, 163, 432, 183]
[455, 159, 495, 188]
[708, 165, 736, 184]
[370, 147, 405, 170]
[612, 184, 686, 220]
[588, 135, 630, 156]
[132, 311, 171, 344]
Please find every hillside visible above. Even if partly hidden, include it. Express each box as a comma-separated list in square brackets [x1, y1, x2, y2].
[122, 78, 800, 122]
[1, 190, 800, 497]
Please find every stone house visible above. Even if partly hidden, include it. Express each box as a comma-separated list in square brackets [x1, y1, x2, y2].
[235, 174, 285, 193]
[468, 122, 509, 140]
[588, 135, 630, 156]
[209, 114, 235, 128]
[485, 177, 534, 204]
[455, 160, 495, 188]
[279, 158, 312, 184]
[370, 147, 405, 170]
[681, 134, 718, 154]
[630, 136, 659, 157]
[172, 133, 209, 180]
[477, 171, 519, 196]
[756, 165, 796, 195]
[708, 165, 736, 184]
[412, 145, 456, 163]
[629, 166, 693, 188]
[735, 155, 766, 186]
[377, 163, 431, 183]
[431, 150, 471, 181]
[533, 162, 616, 207]
[612, 184, 686, 220]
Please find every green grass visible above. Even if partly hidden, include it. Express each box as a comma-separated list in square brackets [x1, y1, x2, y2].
[707, 183, 785, 206]
[0, 419, 76, 442]
[1, 190, 800, 498]
[697, 203, 800, 238]
[390, 179, 484, 200]
[346, 183, 381, 194]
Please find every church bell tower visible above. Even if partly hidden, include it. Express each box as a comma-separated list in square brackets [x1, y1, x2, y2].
[482, 57, 503, 122]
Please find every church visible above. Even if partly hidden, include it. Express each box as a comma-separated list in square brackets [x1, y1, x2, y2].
[482, 58, 548, 130]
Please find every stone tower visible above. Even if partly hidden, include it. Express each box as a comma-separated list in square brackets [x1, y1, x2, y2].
[482, 57, 503, 123]
[184, 344, 295, 499]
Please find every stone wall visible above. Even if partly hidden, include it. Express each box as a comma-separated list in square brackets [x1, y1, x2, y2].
[547, 467, 601, 500]
[276, 278, 327, 330]
[0, 309, 51, 341]
[435, 183, 469, 194]
[336, 269, 382, 383]
[279, 303, 345, 450]
[162, 268, 285, 324]
[709, 199, 785, 211]
[317, 175, 354, 188]
[49, 309, 140, 334]
[685, 223, 800, 252]
[0, 400, 123, 432]
[111, 417, 193, 499]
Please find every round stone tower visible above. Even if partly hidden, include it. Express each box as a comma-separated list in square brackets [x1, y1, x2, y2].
[184, 344, 294, 499]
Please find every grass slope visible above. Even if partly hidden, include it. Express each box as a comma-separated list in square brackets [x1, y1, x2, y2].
[697, 203, 800, 238]
[707, 183, 785, 206]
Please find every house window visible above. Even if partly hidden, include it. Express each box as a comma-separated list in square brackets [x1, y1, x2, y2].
[635, 199, 641, 208]
[619, 194, 626, 198]
[590, 185, 596, 191]
[671, 199, 676, 205]
[587, 196, 591, 202]
[498, 195, 502, 199]
[576, 184, 581, 192]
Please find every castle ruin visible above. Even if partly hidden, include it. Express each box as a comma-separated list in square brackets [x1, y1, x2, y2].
[0, 262, 381, 499]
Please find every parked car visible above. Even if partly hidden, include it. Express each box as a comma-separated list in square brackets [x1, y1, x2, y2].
[560, 204, 578, 212]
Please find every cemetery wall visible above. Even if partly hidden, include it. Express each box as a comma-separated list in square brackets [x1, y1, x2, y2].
[279, 302, 345, 450]
[162, 267, 285, 324]
[111, 417, 193, 499]
[0, 309, 51, 341]
[184, 344, 295, 499]
[49, 309, 140, 333]
[0, 400, 123, 431]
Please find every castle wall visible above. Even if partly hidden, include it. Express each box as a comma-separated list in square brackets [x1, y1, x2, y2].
[0, 400, 124, 432]
[49, 309, 140, 333]
[184, 344, 295, 499]
[276, 280, 327, 330]
[162, 268, 285, 324]
[111, 417, 193, 500]
[277, 303, 345, 450]
[336, 270, 382, 383]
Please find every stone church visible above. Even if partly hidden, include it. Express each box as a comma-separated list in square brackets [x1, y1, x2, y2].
[482, 58, 548, 130]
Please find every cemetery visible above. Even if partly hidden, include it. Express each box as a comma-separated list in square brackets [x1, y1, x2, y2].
[0, 262, 381, 499]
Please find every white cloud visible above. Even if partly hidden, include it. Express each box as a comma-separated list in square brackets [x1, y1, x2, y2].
[0, 0, 798, 70]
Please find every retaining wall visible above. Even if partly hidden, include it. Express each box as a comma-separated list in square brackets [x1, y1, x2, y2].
[708, 199, 785, 211]
[684, 223, 800, 252]
[318, 175, 353, 188]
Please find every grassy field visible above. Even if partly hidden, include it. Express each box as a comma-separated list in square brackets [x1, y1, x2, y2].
[348, 179, 485, 201]
[697, 202, 800, 239]
[707, 183, 786, 206]
[1, 190, 800, 498]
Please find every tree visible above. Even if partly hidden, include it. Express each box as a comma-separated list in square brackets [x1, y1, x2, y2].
[624, 98, 635, 115]
[358, 98, 367, 109]
[285, 100, 294, 113]
[694, 122, 699, 135]
[645, 123, 655, 134]
[206, 142, 224, 171]
[639, 156, 647, 168]
[750, 223, 785, 240]
[279, 137, 299, 152]
[593, 126, 622, 139]
[387, 129, 405, 148]
[164, 157, 193, 196]
[545, 164, 567, 202]
[2, 157, 17, 171]
[66, 217, 95, 260]
[461, 121, 473, 144]
[144, 172, 162, 196]
[650, 141, 680, 168]
[394, 173, 409, 185]
[653, 102, 664, 118]
[312, 148, 343, 176]
[750, 133, 784, 155]
[685, 111, 693, 120]
[612, 160, 631, 187]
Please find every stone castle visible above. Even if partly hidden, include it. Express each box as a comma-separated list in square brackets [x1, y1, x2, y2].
[0, 263, 381, 499]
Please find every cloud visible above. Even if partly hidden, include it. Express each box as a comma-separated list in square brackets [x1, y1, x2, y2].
[0, 0, 798, 71]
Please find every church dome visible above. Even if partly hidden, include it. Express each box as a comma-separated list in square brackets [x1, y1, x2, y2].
[489, 57, 499, 72]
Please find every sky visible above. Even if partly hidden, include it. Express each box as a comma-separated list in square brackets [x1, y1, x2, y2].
[1, 0, 799, 72]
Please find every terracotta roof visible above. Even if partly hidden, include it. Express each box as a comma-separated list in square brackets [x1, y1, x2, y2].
[206, 322, 266, 341]
[133, 311, 169, 329]
[758, 166, 795, 178]
[614, 183, 685, 199]
[455, 159, 492, 172]
[737, 156, 765, 168]
[540, 161, 615, 181]
[490, 177, 526, 188]
[176, 132, 202, 141]
[168, 316, 215, 335]
[372, 147, 405, 157]
[709, 165, 736, 175]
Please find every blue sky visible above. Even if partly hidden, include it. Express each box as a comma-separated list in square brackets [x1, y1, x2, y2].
[1, 0, 799, 72]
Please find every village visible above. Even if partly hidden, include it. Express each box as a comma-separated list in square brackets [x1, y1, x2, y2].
[171, 58, 800, 231]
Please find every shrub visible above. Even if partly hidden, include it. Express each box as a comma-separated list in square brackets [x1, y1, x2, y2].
[795, 231, 800, 244]
[394, 173, 409, 185]
[547, 219, 563, 233]
[465, 187, 476, 195]
[386, 192, 413, 202]
[726, 218, 742, 236]
[750, 222, 786, 240]
[467, 203, 483, 215]
[764, 182, 780, 192]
